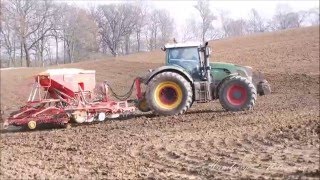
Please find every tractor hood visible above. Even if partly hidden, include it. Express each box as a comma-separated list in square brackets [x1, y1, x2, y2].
[210, 62, 236, 68]
[210, 62, 253, 78]
[210, 62, 252, 70]
[210, 62, 271, 95]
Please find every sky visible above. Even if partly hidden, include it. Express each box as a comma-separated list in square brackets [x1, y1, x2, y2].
[65, 0, 319, 30]
[66, 0, 319, 19]
[151, 1, 319, 19]
[149, 1, 319, 30]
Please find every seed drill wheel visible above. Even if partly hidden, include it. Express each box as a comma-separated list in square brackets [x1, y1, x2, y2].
[59, 123, 71, 129]
[72, 111, 87, 123]
[28, 120, 37, 130]
[146, 72, 192, 115]
[219, 76, 257, 111]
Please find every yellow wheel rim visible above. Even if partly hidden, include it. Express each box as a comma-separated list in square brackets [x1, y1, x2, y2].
[154, 81, 183, 110]
[28, 120, 37, 130]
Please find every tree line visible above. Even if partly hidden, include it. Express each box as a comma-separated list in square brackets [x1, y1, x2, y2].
[184, 2, 319, 41]
[1, 0, 319, 67]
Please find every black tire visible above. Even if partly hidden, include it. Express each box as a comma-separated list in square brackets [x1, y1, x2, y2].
[59, 123, 71, 129]
[219, 76, 256, 111]
[137, 97, 151, 112]
[146, 72, 193, 115]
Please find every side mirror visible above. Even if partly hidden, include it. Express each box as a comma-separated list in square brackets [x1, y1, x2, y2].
[205, 47, 211, 57]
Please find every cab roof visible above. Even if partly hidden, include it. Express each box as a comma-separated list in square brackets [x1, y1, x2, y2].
[164, 42, 202, 49]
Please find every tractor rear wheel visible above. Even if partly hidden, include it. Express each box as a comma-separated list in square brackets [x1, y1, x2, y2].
[146, 72, 192, 115]
[219, 76, 256, 111]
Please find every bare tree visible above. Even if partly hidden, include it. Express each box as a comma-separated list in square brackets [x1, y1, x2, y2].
[50, 3, 67, 65]
[306, 7, 319, 26]
[271, 4, 301, 30]
[62, 6, 98, 62]
[145, 8, 175, 50]
[220, 10, 247, 37]
[158, 10, 174, 46]
[6, 0, 55, 67]
[206, 27, 224, 40]
[146, 9, 160, 50]
[181, 17, 201, 42]
[194, 0, 216, 42]
[247, 8, 266, 33]
[93, 4, 137, 56]
[132, 2, 148, 52]
[224, 19, 248, 37]
[0, 0, 19, 67]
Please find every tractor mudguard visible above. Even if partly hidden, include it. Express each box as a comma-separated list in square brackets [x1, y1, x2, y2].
[256, 80, 271, 95]
[252, 71, 272, 96]
[143, 65, 194, 84]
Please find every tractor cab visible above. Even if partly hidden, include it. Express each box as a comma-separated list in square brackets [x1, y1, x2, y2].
[141, 41, 270, 116]
[163, 42, 211, 81]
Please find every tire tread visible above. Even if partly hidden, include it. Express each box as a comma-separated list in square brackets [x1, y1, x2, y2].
[146, 72, 193, 115]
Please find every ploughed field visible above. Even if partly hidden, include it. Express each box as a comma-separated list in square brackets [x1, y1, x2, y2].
[1, 26, 319, 179]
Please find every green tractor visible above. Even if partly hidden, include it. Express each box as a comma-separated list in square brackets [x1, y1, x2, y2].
[138, 42, 271, 115]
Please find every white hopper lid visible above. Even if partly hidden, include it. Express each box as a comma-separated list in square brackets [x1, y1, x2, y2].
[38, 68, 95, 75]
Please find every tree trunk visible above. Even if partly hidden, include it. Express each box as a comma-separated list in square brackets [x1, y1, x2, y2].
[110, 48, 117, 57]
[154, 28, 157, 49]
[40, 39, 44, 67]
[23, 42, 30, 67]
[110, 42, 118, 57]
[55, 36, 59, 65]
[63, 39, 66, 64]
[70, 43, 75, 63]
[136, 31, 141, 52]
[125, 35, 130, 55]
[36, 43, 40, 67]
[20, 42, 23, 67]
[67, 48, 71, 63]
[13, 40, 16, 67]
[202, 26, 205, 42]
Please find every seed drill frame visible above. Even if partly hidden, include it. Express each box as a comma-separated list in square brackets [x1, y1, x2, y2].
[4, 69, 142, 129]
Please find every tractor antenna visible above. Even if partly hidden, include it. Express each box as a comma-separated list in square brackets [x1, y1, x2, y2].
[173, 38, 177, 44]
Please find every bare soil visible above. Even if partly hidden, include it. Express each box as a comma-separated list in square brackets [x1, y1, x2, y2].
[1, 26, 319, 179]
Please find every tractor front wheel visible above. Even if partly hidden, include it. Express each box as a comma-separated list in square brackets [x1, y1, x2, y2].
[146, 72, 192, 115]
[219, 76, 257, 111]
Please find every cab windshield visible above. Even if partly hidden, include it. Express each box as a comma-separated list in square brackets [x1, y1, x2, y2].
[167, 47, 200, 80]
[168, 47, 199, 62]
